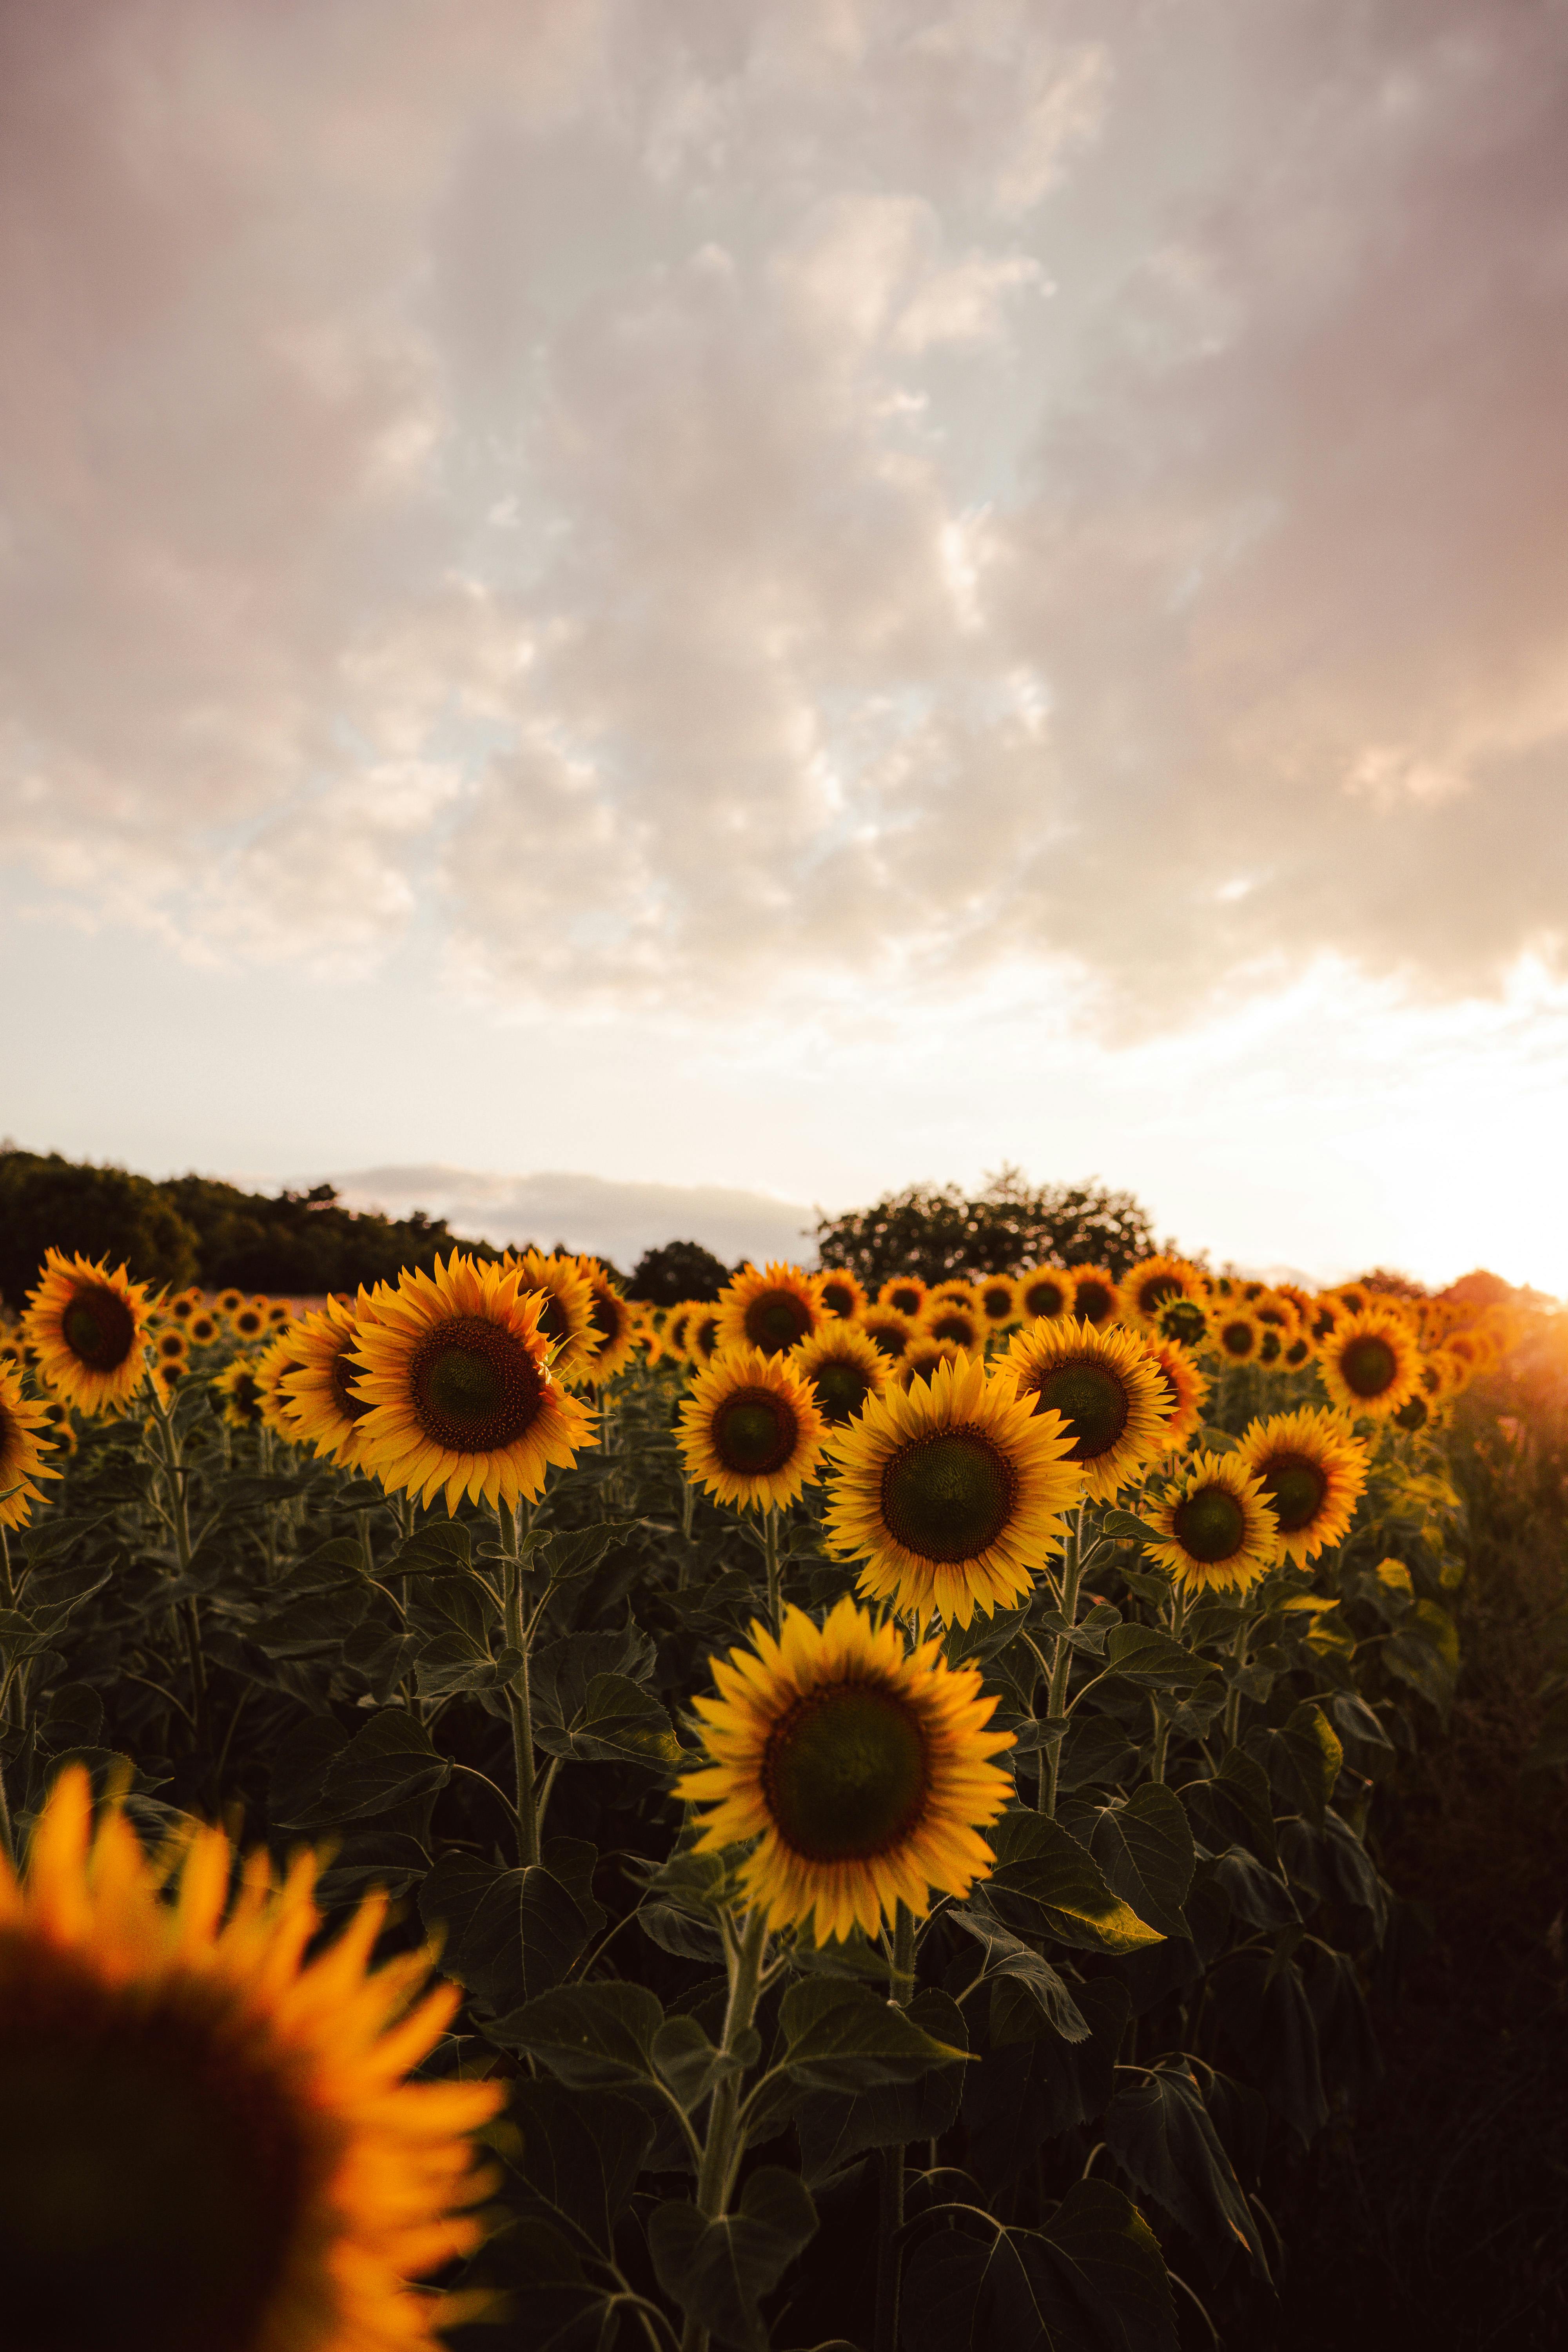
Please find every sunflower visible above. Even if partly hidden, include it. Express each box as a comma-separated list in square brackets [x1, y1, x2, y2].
[715, 1263, 825, 1359]
[1252, 1292, 1301, 1341]
[677, 1597, 1015, 1943]
[688, 1308, 723, 1368]
[1120, 1254, 1204, 1331]
[1147, 1452, 1280, 1597]
[1212, 1304, 1264, 1364]
[663, 1303, 699, 1362]
[0, 1767, 500, 2352]
[878, 1276, 929, 1321]
[792, 1322, 890, 1428]
[860, 1306, 916, 1363]
[1013, 1268, 1073, 1324]
[823, 1350, 1082, 1627]
[36, 1394, 77, 1459]
[354, 1254, 595, 1514]
[898, 1336, 962, 1390]
[1335, 1285, 1371, 1316]
[231, 1299, 269, 1343]
[265, 1302, 293, 1332]
[1282, 1332, 1316, 1371]
[1318, 1307, 1423, 1421]
[677, 1346, 826, 1513]
[153, 1327, 189, 1369]
[0, 1364, 60, 1530]
[1273, 1282, 1317, 1327]
[922, 1298, 984, 1352]
[574, 1260, 641, 1384]
[256, 1337, 307, 1441]
[1256, 1323, 1287, 1368]
[214, 1358, 265, 1429]
[1153, 1293, 1212, 1352]
[1392, 1390, 1433, 1432]
[1148, 1338, 1209, 1450]
[216, 1288, 244, 1317]
[976, 1276, 1018, 1331]
[153, 1359, 184, 1401]
[188, 1311, 221, 1347]
[1236, 1407, 1368, 1565]
[817, 1269, 868, 1322]
[281, 1294, 376, 1467]
[1067, 1267, 1118, 1328]
[169, 1291, 200, 1327]
[24, 1250, 154, 1417]
[1309, 1296, 1343, 1343]
[506, 1251, 597, 1387]
[1003, 1318, 1170, 1502]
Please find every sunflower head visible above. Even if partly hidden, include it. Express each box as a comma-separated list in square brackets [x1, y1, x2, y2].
[213, 1358, 265, 1429]
[823, 1350, 1082, 1626]
[1148, 1452, 1280, 1596]
[279, 1293, 376, 1465]
[715, 1263, 826, 1359]
[817, 1269, 868, 1321]
[216, 1289, 244, 1317]
[663, 1303, 699, 1362]
[231, 1300, 269, 1342]
[1148, 1337, 1209, 1450]
[878, 1276, 929, 1321]
[169, 1292, 199, 1326]
[922, 1299, 984, 1351]
[792, 1321, 890, 1428]
[677, 1598, 1015, 1943]
[899, 1336, 962, 1390]
[1154, 1294, 1212, 1352]
[1003, 1317, 1170, 1502]
[506, 1250, 599, 1387]
[0, 1768, 501, 2352]
[1237, 1406, 1368, 1564]
[1121, 1254, 1203, 1331]
[23, 1250, 154, 1417]
[574, 1259, 641, 1384]
[255, 1338, 307, 1441]
[860, 1306, 916, 1362]
[1015, 1267, 1076, 1323]
[977, 1277, 1019, 1330]
[1319, 1307, 1423, 1420]
[0, 1364, 61, 1530]
[1252, 1292, 1300, 1338]
[1066, 1267, 1118, 1328]
[353, 1254, 596, 1514]
[1213, 1305, 1263, 1363]
[153, 1327, 189, 1367]
[187, 1312, 220, 1347]
[677, 1346, 826, 1512]
[688, 1308, 724, 1368]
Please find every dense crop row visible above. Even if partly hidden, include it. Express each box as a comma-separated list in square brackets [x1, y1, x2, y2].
[0, 1244, 1530, 2350]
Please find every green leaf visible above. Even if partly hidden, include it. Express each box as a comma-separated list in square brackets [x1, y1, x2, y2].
[649, 2167, 818, 2352]
[795, 1990, 969, 2184]
[986, 1811, 1166, 1954]
[267, 1717, 350, 1830]
[1103, 2060, 1270, 2279]
[248, 1586, 371, 1658]
[532, 1671, 681, 1769]
[1214, 1951, 1328, 2143]
[652, 2015, 762, 2111]
[1087, 1785, 1196, 1941]
[420, 1851, 594, 2012]
[531, 1624, 657, 1726]
[1206, 1847, 1298, 1932]
[385, 1520, 474, 1575]
[1101, 1510, 1163, 1544]
[321, 1708, 452, 1823]
[491, 1980, 664, 2084]
[1245, 1701, 1343, 1826]
[506, 2079, 655, 2259]
[1102, 1624, 1214, 1692]
[901, 2181, 1177, 2352]
[947, 1907, 1091, 2044]
[1178, 1749, 1278, 1869]
[780, 1976, 966, 2090]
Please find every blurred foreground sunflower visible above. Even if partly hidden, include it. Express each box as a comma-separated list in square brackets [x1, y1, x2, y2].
[1236, 1407, 1368, 1564]
[1004, 1318, 1169, 1501]
[0, 1363, 60, 1530]
[677, 1597, 1014, 1942]
[0, 1768, 501, 2352]
[677, 1346, 826, 1512]
[24, 1250, 154, 1417]
[824, 1350, 1081, 1626]
[1148, 1453, 1279, 1597]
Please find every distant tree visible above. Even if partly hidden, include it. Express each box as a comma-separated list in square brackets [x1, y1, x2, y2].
[1359, 1267, 1431, 1298]
[158, 1175, 502, 1294]
[812, 1167, 1161, 1291]
[0, 1151, 199, 1307]
[628, 1239, 731, 1306]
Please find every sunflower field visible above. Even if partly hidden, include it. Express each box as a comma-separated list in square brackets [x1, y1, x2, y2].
[0, 1239, 1541, 2351]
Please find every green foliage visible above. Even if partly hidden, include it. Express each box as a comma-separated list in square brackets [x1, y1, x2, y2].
[813, 1165, 1160, 1288]
[629, 1238, 733, 1304]
[0, 1150, 199, 1304]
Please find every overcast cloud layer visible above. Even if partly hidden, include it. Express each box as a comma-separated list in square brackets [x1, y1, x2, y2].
[5, 0, 1565, 1029]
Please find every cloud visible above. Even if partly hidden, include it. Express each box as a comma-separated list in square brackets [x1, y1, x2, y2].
[2, 0, 1564, 1029]
[322, 1164, 815, 1272]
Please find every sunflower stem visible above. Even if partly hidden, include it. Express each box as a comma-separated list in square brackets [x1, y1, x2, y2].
[681, 1905, 771, 2352]
[496, 1501, 542, 1871]
[873, 1908, 918, 2352]
[1039, 1503, 1085, 1815]
[763, 1506, 782, 1637]
[146, 1381, 210, 1764]
[1220, 1612, 1251, 1748]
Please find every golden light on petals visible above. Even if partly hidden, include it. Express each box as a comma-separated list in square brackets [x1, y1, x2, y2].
[23, 1250, 154, 1417]
[0, 1363, 61, 1530]
[877, 1276, 929, 1321]
[1003, 1318, 1170, 1502]
[791, 1321, 891, 1428]
[505, 1251, 598, 1387]
[1014, 1268, 1076, 1324]
[573, 1258, 641, 1384]
[1148, 1338, 1209, 1452]
[280, 1294, 376, 1466]
[1238, 1407, 1369, 1564]
[860, 1306, 917, 1363]
[1065, 1267, 1119, 1328]
[1147, 1452, 1280, 1597]
[1120, 1254, 1205, 1332]
[1318, 1307, 1423, 1421]
[676, 1598, 1015, 1943]
[715, 1263, 826, 1359]
[677, 1346, 826, 1513]
[817, 1269, 869, 1321]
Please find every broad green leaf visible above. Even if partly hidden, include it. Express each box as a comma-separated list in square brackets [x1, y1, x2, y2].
[964, 1978, 1131, 2187]
[320, 1707, 452, 1822]
[1178, 1749, 1278, 1868]
[986, 1811, 1165, 1953]
[649, 2167, 817, 2352]
[507, 2079, 656, 2258]
[420, 1850, 594, 2012]
[1245, 1701, 1343, 1825]
[652, 2015, 762, 2111]
[947, 1906, 1091, 2043]
[533, 1671, 681, 1769]
[1103, 2060, 1270, 2279]
[491, 1980, 664, 2083]
[1205, 1847, 1298, 1932]
[780, 1976, 966, 2089]
[1088, 1784, 1196, 1941]
[1101, 1510, 1163, 1544]
[531, 1624, 658, 1728]
[901, 2181, 1176, 2352]
[795, 1990, 969, 2183]
[1102, 1624, 1214, 1691]
[385, 1520, 473, 1575]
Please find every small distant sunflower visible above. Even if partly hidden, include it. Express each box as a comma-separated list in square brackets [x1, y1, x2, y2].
[0, 1364, 60, 1530]
[214, 1358, 265, 1428]
[281, 1294, 376, 1466]
[216, 1289, 244, 1317]
[574, 1261, 641, 1384]
[1067, 1267, 1119, 1328]
[824, 1351, 1082, 1626]
[1154, 1294, 1212, 1353]
[1015, 1267, 1076, 1324]
[861, 1305, 916, 1363]
[507, 1250, 598, 1387]
[230, 1299, 269, 1343]
[663, 1304, 699, 1362]
[265, 1302, 293, 1331]
[1309, 1296, 1344, 1343]
[24, 1250, 154, 1417]
[715, 1263, 825, 1359]
[153, 1359, 184, 1401]
[792, 1322, 890, 1428]
[1274, 1282, 1316, 1326]
[1253, 1292, 1301, 1341]
[36, 1394, 76, 1459]
[1147, 1452, 1280, 1597]
[1003, 1318, 1170, 1502]
[1148, 1338, 1209, 1450]
[1257, 1323, 1287, 1368]
[927, 1281, 980, 1314]
[688, 1308, 723, 1368]
[899, 1335, 962, 1389]
[1120, 1254, 1204, 1331]
[255, 1336, 307, 1441]
[187, 1312, 220, 1347]
[1336, 1285, 1371, 1316]
[1319, 1307, 1422, 1421]
[677, 1346, 826, 1512]
[1282, 1332, 1316, 1371]
[878, 1276, 929, 1321]
[354, 1254, 596, 1514]
[0, 1768, 501, 2352]
[817, 1269, 868, 1322]
[169, 1291, 200, 1327]
[677, 1597, 1015, 1943]
[977, 1276, 1018, 1331]
[152, 1327, 189, 1370]
[1212, 1305, 1264, 1364]
[922, 1298, 984, 1352]
[1236, 1407, 1368, 1564]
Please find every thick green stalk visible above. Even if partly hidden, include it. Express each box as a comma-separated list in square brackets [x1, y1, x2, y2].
[763, 1506, 782, 1636]
[147, 1385, 209, 1759]
[497, 1501, 541, 1870]
[1221, 1613, 1251, 1749]
[874, 1904, 918, 2352]
[1039, 1503, 1085, 1816]
[681, 1906, 771, 2352]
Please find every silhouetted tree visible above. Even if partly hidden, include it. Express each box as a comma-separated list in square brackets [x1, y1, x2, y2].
[628, 1239, 731, 1306]
[813, 1166, 1161, 1290]
[0, 1152, 199, 1307]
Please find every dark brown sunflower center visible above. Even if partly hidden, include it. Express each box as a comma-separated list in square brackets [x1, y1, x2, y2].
[880, 1428, 1016, 1563]
[1172, 1485, 1246, 1563]
[928, 1311, 974, 1346]
[235, 1311, 264, 1338]
[1341, 1336, 1397, 1398]
[888, 1285, 924, 1317]
[1394, 1393, 1429, 1431]
[821, 1280, 858, 1318]
[536, 1290, 573, 1343]
[693, 1317, 720, 1355]
[1220, 1318, 1256, 1357]
[1074, 1280, 1114, 1325]
[712, 1386, 798, 1475]
[588, 1289, 624, 1345]
[330, 1344, 372, 1422]
[0, 1962, 312, 2352]
[812, 1362, 874, 1425]
[1137, 1275, 1182, 1314]
[763, 1682, 930, 1860]
[1258, 1327, 1283, 1364]
[1022, 1277, 1067, 1319]
[61, 1287, 136, 1372]
[156, 1333, 186, 1361]
[982, 1284, 1013, 1318]
[410, 1316, 544, 1452]
[867, 1320, 909, 1359]
[1029, 1360, 1129, 1461]
[1159, 1299, 1209, 1348]
[229, 1373, 261, 1420]
[1260, 1452, 1327, 1533]
[745, 1290, 813, 1353]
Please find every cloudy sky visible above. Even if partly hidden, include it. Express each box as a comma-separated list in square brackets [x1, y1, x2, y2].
[5, 0, 1567, 1286]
